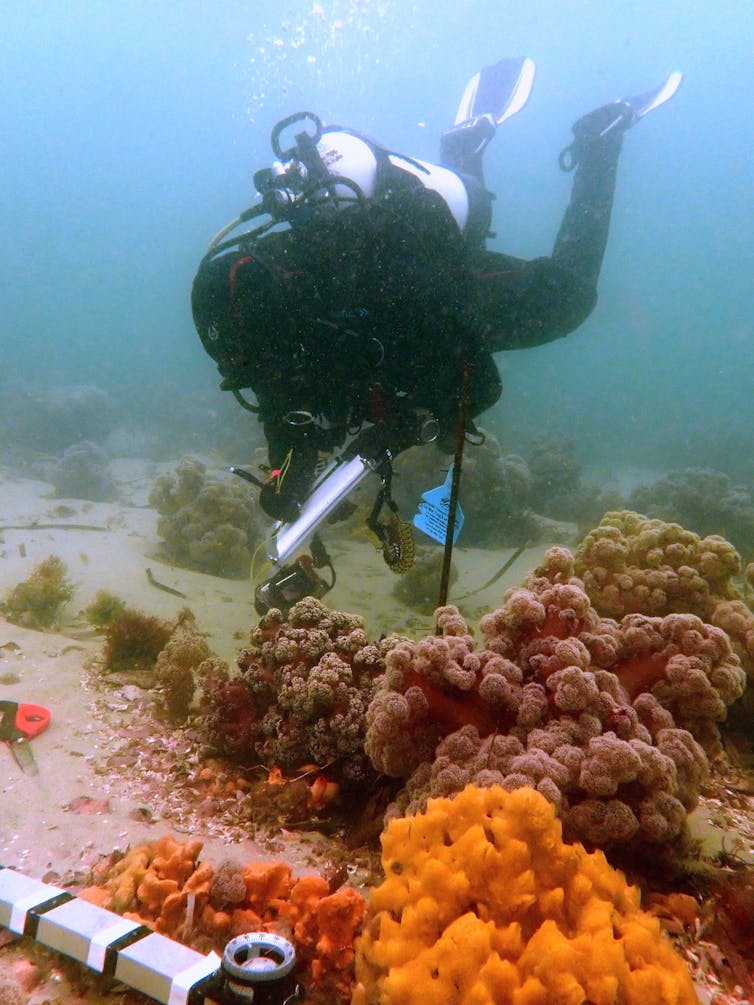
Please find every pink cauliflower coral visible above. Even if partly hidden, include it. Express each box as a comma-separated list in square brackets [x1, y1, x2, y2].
[574, 510, 741, 619]
[615, 611, 745, 752]
[367, 547, 744, 849]
[365, 620, 524, 779]
[574, 511, 754, 685]
[203, 598, 402, 786]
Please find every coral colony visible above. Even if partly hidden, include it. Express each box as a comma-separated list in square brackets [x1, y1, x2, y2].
[365, 547, 743, 850]
[4, 510, 754, 1002]
[149, 456, 267, 578]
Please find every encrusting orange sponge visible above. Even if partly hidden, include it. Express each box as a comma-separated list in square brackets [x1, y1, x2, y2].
[351, 785, 698, 1005]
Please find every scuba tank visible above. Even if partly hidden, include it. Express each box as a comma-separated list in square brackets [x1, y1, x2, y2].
[194, 111, 490, 409]
[248, 112, 491, 244]
[314, 128, 473, 232]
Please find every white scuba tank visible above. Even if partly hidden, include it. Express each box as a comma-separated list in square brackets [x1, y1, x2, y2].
[315, 129, 471, 234]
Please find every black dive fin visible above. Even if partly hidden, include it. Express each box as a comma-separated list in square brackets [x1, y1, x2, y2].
[588, 70, 684, 143]
[454, 56, 536, 128]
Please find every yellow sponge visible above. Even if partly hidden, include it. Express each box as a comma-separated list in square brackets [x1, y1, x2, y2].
[352, 785, 698, 1005]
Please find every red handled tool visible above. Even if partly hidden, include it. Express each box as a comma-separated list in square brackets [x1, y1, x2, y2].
[0, 700, 50, 775]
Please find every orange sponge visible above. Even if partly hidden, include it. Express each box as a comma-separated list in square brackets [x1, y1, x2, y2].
[352, 785, 698, 1005]
[81, 835, 366, 1003]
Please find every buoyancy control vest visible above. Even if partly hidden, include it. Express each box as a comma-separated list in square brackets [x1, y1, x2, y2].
[192, 113, 498, 441]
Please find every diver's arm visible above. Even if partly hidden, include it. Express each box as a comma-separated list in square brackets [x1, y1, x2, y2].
[259, 421, 320, 522]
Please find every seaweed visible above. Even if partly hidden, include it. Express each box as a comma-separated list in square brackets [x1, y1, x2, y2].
[82, 590, 127, 629]
[1, 555, 75, 629]
[102, 607, 173, 674]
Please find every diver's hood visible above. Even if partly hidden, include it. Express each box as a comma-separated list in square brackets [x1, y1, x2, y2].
[191, 233, 303, 393]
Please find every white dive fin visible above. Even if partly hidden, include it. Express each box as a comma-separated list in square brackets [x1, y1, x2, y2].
[454, 56, 536, 128]
[624, 70, 683, 120]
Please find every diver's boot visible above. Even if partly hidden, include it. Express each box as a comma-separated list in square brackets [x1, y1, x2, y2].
[559, 101, 635, 171]
[440, 116, 497, 177]
[440, 56, 536, 179]
[560, 71, 682, 170]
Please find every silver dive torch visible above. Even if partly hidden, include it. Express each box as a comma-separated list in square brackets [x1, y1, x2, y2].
[267, 451, 375, 566]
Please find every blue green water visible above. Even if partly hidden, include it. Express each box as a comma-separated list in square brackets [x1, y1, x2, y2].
[2, 1, 752, 476]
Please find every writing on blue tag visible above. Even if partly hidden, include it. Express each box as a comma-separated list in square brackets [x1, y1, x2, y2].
[413, 467, 464, 545]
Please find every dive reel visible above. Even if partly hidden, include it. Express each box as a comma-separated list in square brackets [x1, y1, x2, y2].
[220, 932, 302, 1004]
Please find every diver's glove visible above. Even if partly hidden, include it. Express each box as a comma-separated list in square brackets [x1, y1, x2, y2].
[258, 440, 319, 522]
[259, 480, 304, 522]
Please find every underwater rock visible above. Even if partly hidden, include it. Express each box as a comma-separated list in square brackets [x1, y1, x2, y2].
[458, 442, 534, 547]
[0, 380, 116, 454]
[391, 430, 609, 548]
[528, 433, 582, 498]
[528, 433, 624, 527]
[392, 432, 535, 549]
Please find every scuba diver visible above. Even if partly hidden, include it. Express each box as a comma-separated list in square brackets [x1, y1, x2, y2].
[192, 58, 681, 603]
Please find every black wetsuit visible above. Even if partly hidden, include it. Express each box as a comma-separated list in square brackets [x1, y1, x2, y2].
[464, 124, 622, 352]
[192, 123, 623, 518]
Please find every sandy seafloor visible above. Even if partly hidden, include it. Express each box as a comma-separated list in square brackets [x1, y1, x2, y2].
[0, 461, 752, 1004]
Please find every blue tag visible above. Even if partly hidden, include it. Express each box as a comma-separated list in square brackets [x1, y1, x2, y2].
[413, 467, 464, 545]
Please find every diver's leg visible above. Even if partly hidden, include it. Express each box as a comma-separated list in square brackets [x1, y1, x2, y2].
[551, 102, 633, 290]
[439, 117, 497, 184]
[552, 72, 682, 289]
[440, 57, 536, 183]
